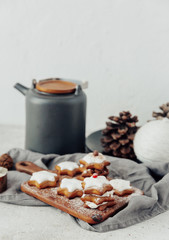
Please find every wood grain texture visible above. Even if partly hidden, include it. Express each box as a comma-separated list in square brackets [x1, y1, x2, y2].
[36, 79, 76, 94]
[21, 182, 142, 224]
[15, 161, 57, 175]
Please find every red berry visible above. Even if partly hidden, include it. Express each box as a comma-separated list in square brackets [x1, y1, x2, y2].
[93, 173, 98, 178]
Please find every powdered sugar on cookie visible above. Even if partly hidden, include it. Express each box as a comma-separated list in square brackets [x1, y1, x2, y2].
[110, 179, 132, 191]
[85, 201, 107, 209]
[83, 175, 110, 189]
[30, 171, 58, 184]
[82, 152, 106, 164]
[100, 189, 114, 197]
[60, 178, 83, 192]
[82, 189, 114, 198]
[57, 162, 79, 171]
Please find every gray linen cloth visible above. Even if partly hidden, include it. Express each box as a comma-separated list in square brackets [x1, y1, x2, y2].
[0, 148, 169, 232]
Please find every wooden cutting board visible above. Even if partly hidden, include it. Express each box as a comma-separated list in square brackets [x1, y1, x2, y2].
[16, 161, 143, 224]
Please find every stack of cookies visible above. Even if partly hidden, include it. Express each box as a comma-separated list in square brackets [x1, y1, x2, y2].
[80, 175, 134, 210]
[81, 174, 115, 210]
[79, 150, 110, 179]
[27, 150, 136, 211]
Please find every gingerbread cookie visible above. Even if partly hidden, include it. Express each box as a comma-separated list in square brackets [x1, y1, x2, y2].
[81, 169, 93, 178]
[84, 200, 116, 211]
[79, 150, 110, 170]
[55, 161, 81, 177]
[77, 167, 109, 181]
[75, 174, 85, 181]
[79, 164, 86, 173]
[82, 174, 113, 195]
[57, 178, 83, 198]
[81, 190, 114, 205]
[94, 167, 109, 176]
[28, 171, 58, 189]
[57, 174, 72, 187]
[110, 179, 134, 196]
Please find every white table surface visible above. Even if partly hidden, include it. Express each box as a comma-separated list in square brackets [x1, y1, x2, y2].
[0, 125, 169, 240]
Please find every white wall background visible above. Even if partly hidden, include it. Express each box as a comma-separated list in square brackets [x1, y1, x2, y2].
[0, 0, 169, 133]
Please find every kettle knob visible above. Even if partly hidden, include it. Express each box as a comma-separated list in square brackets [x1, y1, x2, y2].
[32, 79, 37, 89]
[75, 85, 82, 95]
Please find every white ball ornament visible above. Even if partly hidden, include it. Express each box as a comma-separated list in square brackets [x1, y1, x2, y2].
[134, 118, 169, 163]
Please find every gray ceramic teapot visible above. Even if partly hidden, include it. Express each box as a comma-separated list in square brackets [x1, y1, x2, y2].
[14, 78, 87, 154]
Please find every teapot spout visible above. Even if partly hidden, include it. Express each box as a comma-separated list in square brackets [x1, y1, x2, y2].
[14, 83, 29, 96]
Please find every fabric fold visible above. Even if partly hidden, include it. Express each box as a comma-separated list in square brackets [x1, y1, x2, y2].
[0, 148, 168, 232]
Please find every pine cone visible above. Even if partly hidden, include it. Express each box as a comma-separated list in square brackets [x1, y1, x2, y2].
[0, 154, 13, 170]
[152, 102, 169, 120]
[101, 111, 138, 160]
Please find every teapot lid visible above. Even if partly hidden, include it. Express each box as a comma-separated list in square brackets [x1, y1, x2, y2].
[36, 79, 76, 94]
